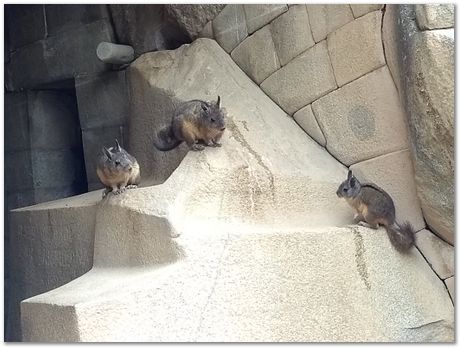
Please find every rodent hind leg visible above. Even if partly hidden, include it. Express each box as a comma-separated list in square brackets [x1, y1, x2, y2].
[126, 184, 138, 189]
[361, 212, 380, 229]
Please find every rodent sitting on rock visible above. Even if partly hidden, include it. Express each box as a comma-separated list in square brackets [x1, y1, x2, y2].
[337, 170, 415, 252]
[153, 96, 226, 151]
[96, 139, 141, 198]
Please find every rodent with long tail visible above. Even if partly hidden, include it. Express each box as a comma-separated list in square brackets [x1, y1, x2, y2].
[337, 170, 415, 252]
[153, 96, 226, 152]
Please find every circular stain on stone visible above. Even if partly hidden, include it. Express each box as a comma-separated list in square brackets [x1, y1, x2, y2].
[347, 105, 376, 141]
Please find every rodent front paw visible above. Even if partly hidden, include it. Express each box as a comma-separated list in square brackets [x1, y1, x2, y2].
[191, 144, 205, 151]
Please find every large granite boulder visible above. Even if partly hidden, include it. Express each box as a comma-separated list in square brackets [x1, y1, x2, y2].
[382, 5, 454, 244]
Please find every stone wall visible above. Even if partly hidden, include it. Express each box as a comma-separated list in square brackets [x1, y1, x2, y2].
[201, 3, 454, 302]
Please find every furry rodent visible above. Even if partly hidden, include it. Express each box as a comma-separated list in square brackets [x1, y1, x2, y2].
[337, 170, 415, 252]
[153, 96, 226, 151]
[96, 139, 141, 198]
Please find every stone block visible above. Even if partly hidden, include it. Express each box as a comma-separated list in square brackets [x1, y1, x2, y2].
[415, 4, 454, 30]
[261, 41, 337, 115]
[270, 5, 315, 66]
[6, 191, 36, 211]
[350, 149, 425, 231]
[198, 21, 214, 39]
[350, 4, 383, 18]
[6, 20, 114, 91]
[45, 5, 110, 36]
[213, 4, 248, 53]
[5, 151, 34, 192]
[82, 126, 126, 186]
[28, 91, 80, 150]
[5, 93, 30, 153]
[382, 5, 402, 95]
[445, 277, 454, 303]
[293, 105, 326, 146]
[306, 4, 354, 42]
[110, 5, 190, 56]
[231, 26, 280, 84]
[312, 66, 409, 165]
[76, 71, 128, 130]
[328, 11, 385, 86]
[31, 149, 86, 190]
[7, 201, 97, 341]
[416, 230, 454, 280]
[5, 5, 46, 49]
[165, 4, 225, 40]
[409, 29, 454, 244]
[243, 4, 288, 34]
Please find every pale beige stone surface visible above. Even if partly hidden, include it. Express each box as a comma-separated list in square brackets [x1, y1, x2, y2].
[415, 4, 454, 30]
[261, 41, 336, 115]
[243, 4, 287, 34]
[306, 4, 354, 42]
[349, 149, 425, 231]
[293, 104, 326, 146]
[445, 276, 454, 303]
[18, 39, 454, 343]
[312, 66, 409, 165]
[269, 5, 315, 66]
[416, 229, 454, 280]
[327, 10, 385, 86]
[350, 4, 383, 18]
[231, 26, 280, 84]
[212, 4, 248, 53]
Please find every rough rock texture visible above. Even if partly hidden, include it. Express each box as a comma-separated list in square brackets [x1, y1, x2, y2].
[312, 66, 409, 165]
[109, 5, 189, 56]
[231, 26, 280, 84]
[416, 230, 454, 280]
[212, 4, 248, 53]
[45, 4, 109, 36]
[384, 5, 454, 244]
[261, 41, 336, 115]
[269, 5, 315, 67]
[293, 105, 326, 146]
[350, 4, 383, 18]
[327, 10, 385, 86]
[165, 4, 225, 40]
[243, 4, 287, 34]
[307, 4, 354, 42]
[415, 4, 454, 30]
[19, 39, 453, 343]
[349, 150, 425, 231]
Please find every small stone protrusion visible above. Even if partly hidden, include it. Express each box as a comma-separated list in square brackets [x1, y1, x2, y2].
[96, 42, 135, 64]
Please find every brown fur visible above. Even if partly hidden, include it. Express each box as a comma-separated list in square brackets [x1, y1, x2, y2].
[338, 172, 415, 252]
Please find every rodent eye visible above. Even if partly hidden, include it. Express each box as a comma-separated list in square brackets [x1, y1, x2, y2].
[343, 187, 348, 192]
[115, 160, 121, 165]
[210, 118, 215, 122]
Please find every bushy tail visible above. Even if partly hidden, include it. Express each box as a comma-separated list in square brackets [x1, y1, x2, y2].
[153, 125, 182, 151]
[385, 221, 415, 252]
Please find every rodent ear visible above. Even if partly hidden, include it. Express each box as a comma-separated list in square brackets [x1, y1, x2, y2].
[347, 170, 353, 181]
[349, 177, 356, 188]
[201, 103, 209, 112]
[114, 139, 121, 152]
[103, 147, 112, 160]
[216, 95, 221, 108]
